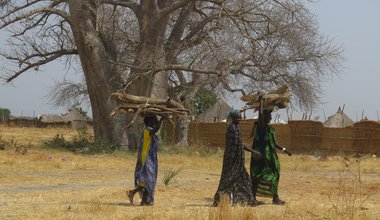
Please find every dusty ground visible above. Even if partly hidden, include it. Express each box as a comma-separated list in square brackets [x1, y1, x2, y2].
[0, 126, 379, 219]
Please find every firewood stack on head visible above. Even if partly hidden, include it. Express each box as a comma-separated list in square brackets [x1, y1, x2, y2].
[240, 85, 292, 112]
[110, 92, 190, 131]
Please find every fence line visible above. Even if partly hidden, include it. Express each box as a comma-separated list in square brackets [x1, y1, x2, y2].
[163, 120, 380, 154]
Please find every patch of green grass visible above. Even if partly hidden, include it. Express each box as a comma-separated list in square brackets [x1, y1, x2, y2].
[43, 129, 118, 154]
[43, 134, 72, 151]
[163, 167, 183, 186]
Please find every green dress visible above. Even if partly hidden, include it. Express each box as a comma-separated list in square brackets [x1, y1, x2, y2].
[250, 125, 281, 197]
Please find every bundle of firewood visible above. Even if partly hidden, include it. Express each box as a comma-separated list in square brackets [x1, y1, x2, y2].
[110, 92, 189, 130]
[240, 85, 292, 112]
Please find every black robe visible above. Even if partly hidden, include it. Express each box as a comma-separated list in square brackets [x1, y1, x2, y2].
[213, 123, 255, 206]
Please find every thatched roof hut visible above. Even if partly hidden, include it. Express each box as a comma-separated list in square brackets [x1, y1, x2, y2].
[62, 108, 91, 129]
[324, 107, 354, 128]
[40, 114, 64, 123]
[9, 116, 38, 127]
[196, 100, 233, 122]
[62, 108, 89, 122]
[39, 114, 68, 128]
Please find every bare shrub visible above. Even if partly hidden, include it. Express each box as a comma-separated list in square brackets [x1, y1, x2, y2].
[10, 139, 31, 155]
[0, 136, 5, 150]
[313, 149, 327, 161]
[326, 159, 377, 219]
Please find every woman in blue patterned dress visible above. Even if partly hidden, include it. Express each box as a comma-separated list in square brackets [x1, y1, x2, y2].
[127, 115, 164, 206]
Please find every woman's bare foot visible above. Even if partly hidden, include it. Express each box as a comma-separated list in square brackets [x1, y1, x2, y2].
[140, 200, 153, 206]
[272, 197, 286, 205]
[252, 199, 264, 206]
[127, 190, 134, 204]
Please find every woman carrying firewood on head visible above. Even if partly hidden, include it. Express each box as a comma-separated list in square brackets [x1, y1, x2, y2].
[250, 97, 292, 205]
[213, 109, 262, 206]
[110, 91, 188, 205]
[127, 114, 165, 206]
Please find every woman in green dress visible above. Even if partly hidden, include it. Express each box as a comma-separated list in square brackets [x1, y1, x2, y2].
[250, 109, 289, 205]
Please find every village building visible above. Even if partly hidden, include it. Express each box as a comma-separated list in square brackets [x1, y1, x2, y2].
[323, 107, 354, 128]
[8, 116, 38, 127]
[7, 108, 91, 129]
[39, 114, 69, 128]
[196, 100, 233, 122]
[61, 108, 92, 129]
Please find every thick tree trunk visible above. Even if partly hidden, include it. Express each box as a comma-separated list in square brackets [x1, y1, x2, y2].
[124, 1, 169, 147]
[175, 115, 190, 146]
[68, 1, 170, 149]
[68, 0, 128, 148]
[173, 78, 202, 146]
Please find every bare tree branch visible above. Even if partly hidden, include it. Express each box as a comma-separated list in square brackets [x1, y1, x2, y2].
[5, 48, 78, 82]
[48, 79, 88, 107]
[1, 6, 72, 29]
[99, 0, 138, 12]
[0, 0, 42, 20]
[159, 0, 194, 18]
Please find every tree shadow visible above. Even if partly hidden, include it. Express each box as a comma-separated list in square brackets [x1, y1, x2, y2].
[184, 197, 214, 207]
[100, 202, 133, 207]
[70, 201, 133, 207]
[204, 197, 214, 203]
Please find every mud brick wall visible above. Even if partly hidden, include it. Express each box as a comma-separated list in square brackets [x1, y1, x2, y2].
[163, 119, 380, 154]
[321, 126, 353, 152]
[288, 120, 323, 151]
[352, 121, 380, 153]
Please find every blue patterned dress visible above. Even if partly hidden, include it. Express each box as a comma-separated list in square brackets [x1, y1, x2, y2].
[134, 126, 159, 204]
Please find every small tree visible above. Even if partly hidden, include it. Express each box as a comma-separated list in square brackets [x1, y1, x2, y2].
[193, 88, 218, 116]
[0, 108, 11, 123]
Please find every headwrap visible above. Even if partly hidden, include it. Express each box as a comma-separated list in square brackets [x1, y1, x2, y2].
[228, 109, 241, 119]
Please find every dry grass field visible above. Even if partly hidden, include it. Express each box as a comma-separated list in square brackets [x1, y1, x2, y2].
[0, 126, 379, 220]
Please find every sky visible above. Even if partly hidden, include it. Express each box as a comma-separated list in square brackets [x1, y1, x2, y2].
[1, 0, 380, 121]
[302, 0, 380, 121]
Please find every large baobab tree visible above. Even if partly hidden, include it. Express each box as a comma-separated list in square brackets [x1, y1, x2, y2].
[0, 0, 343, 147]
[163, 0, 343, 145]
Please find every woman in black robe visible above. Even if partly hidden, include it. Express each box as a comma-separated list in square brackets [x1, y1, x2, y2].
[213, 110, 261, 206]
